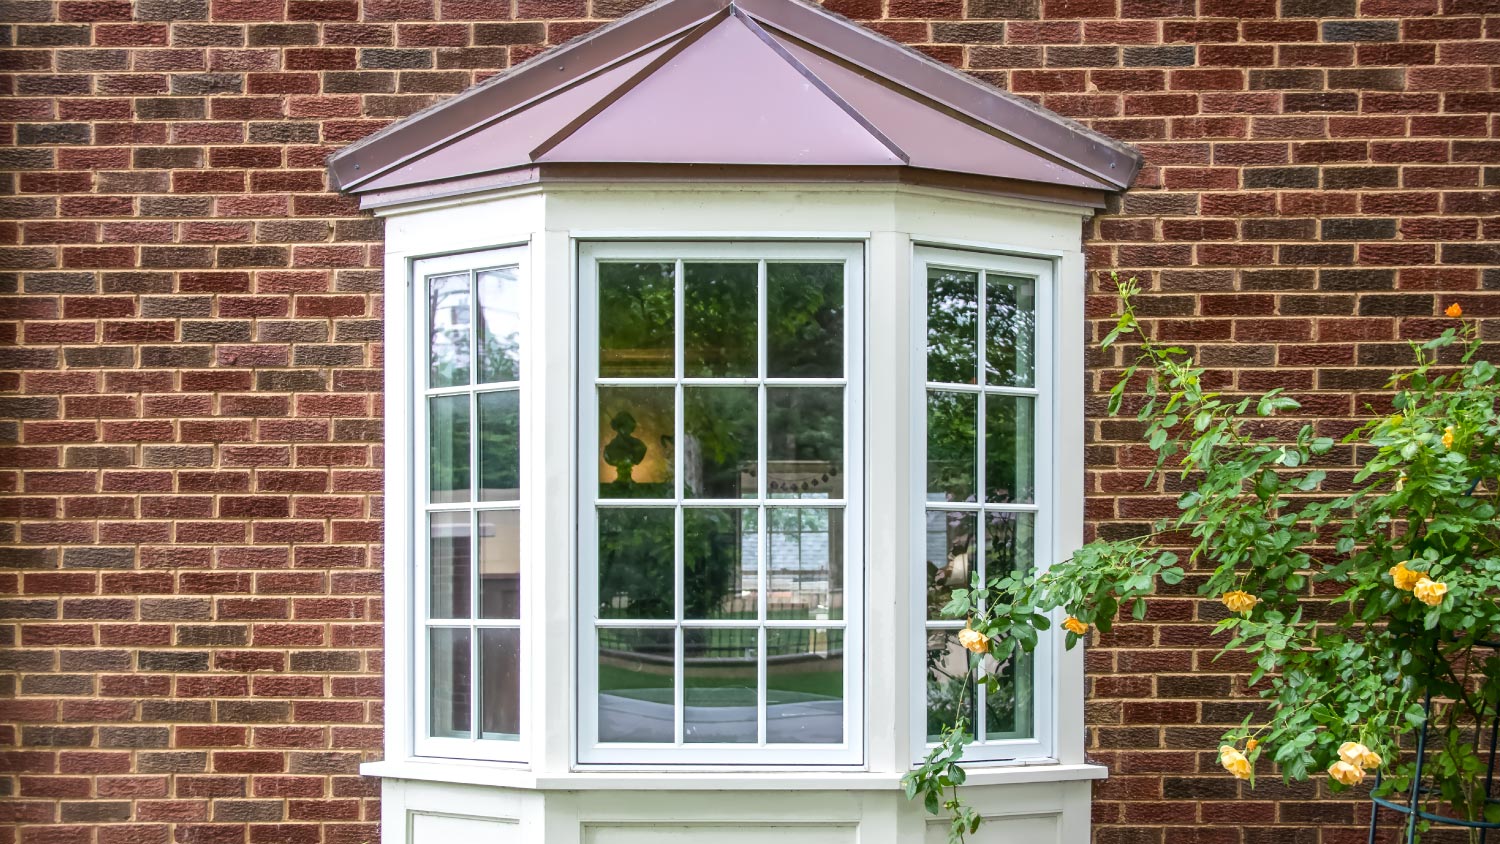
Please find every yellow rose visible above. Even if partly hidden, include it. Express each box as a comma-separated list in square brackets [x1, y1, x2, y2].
[958, 626, 989, 655]
[1328, 760, 1365, 786]
[1338, 742, 1370, 767]
[1446, 302, 1463, 318]
[1442, 425, 1455, 450]
[1062, 616, 1089, 636]
[1221, 590, 1258, 614]
[1414, 578, 1448, 607]
[1360, 749, 1382, 770]
[1245, 738, 1258, 752]
[1395, 472, 1407, 491]
[1218, 746, 1251, 780]
[1390, 563, 1423, 591]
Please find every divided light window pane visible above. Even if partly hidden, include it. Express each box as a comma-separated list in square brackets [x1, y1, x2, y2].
[922, 261, 1039, 752]
[592, 255, 849, 753]
[420, 259, 524, 752]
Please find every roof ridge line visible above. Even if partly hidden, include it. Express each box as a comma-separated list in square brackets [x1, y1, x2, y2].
[330, 0, 729, 191]
[527, 7, 733, 162]
[730, 5, 909, 166]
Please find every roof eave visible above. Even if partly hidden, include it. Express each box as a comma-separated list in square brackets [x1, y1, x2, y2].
[352, 163, 1114, 212]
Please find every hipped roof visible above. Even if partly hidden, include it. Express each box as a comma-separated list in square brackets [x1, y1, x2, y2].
[327, 0, 1142, 207]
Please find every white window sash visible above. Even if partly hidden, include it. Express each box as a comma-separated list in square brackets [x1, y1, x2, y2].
[909, 245, 1058, 765]
[576, 240, 866, 767]
[411, 246, 530, 763]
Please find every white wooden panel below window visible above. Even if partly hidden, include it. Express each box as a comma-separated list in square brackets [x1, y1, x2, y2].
[584, 824, 856, 844]
[411, 811, 519, 842]
[924, 815, 1058, 844]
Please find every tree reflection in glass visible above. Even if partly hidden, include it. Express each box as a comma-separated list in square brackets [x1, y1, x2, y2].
[684, 508, 757, 621]
[684, 387, 756, 499]
[599, 262, 674, 378]
[985, 395, 1035, 504]
[428, 272, 470, 388]
[985, 274, 1035, 388]
[597, 507, 674, 620]
[926, 391, 976, 502]
[685, 263, 757, 377]
[767, 263, 842, 377]
[927, 268, 978, 385]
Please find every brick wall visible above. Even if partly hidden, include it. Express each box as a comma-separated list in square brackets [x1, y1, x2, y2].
[0, 0, 1496, 841]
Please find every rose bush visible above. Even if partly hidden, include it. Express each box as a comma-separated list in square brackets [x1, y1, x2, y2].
[906, 279, 1500, 843]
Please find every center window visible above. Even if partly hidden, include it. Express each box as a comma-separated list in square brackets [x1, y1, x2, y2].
[577, 242, 864, 765]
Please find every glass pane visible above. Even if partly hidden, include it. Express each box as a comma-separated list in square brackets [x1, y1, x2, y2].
[924, 510, 975, 622]
[478, 510, 520, 619]
[684, 508, 757, 621]
[429, 512, 471, 619]
[684, 387, 756, 499]
[766, 263, 842, 377]
[926, 391, 976, 503]
[925, 629, 973, 742]
[984, 647, 1034, 741]
[684, 628, 757, 743]
[766, 628, 842, 744]
[767, 507, 842, 621]
[927, 267, 978, 385]
[766, 387, 842, 500]
[684, 262, 757, 378]
[430, 628, 471, 738]
[480, 627, 520, 739]
[597, 507, 674, 620]
[477, 266, 521, 384]
[598, 627, 675, 743]
[428, 272, 470, 388]
[985, 395, 1035, 504]
[428, 395, 470, 504]
[986, 274, 1036, 389]
[598, 387, 674, 499]
[986, 511, 1036, 579]
[477, 390, 519, 501]
[599, 261, 674, 378]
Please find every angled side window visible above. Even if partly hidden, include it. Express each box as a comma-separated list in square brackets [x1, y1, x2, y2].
[413, 247, 527, 762]
[915, 245, 1056, 764]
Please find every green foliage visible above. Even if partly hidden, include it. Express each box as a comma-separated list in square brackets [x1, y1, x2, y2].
[905, 277, 1500, 842]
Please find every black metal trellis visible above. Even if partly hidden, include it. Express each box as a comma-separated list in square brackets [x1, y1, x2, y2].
[1368, 640, 1500, 844]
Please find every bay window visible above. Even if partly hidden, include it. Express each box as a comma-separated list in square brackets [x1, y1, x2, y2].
[577, 241, 864, 765]
[915, 245, 1056, 763]
[414, 246, 527, 761]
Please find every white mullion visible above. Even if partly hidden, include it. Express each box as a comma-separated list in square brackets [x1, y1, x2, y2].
[756, 258, 769, 744]
[924, 381, 1039, 397]
[673, 258, 686, 746]
[974, 270, 989, 745]
[466, 269, 481, 743]
[923, 501, 1037, 513]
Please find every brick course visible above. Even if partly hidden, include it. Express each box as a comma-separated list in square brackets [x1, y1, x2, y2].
[1, 0, 1497, 842]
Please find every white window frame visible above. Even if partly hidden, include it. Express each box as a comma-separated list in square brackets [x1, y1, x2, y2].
[576, 240, 866, 767]
[411, 246, 530, 763]
[909, 244, 1057, 765]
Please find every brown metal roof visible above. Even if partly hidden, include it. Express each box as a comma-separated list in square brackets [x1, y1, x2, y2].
[327, 0, 1142, 204]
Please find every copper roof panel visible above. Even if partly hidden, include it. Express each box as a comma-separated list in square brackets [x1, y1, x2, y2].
[327, 0, 1141, 201]
[537, 14, 903, 167]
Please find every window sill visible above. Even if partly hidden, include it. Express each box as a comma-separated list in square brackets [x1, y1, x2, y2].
[360, 759, 1108, 790]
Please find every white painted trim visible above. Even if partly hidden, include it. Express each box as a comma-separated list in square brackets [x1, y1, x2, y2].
[576, 240, 866, 767]
[361, 759, 1105, 790]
